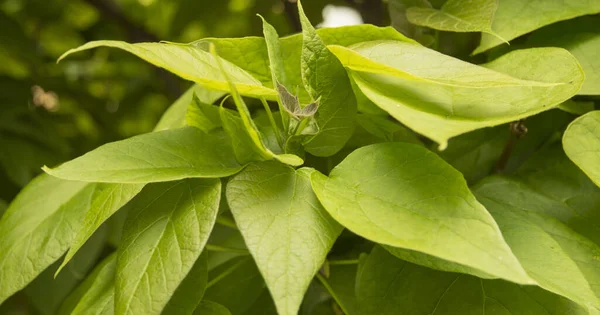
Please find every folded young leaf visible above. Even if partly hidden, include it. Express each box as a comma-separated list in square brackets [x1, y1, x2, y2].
[527, 16, 600, 96]
[186, 94, 223, 133]
[44, 127, 245, 183]
[227, 161, 342, 315]
[311, 142, 533, 285]
[298, 1, 357, 157]
[357, 246, 587, 315]
[58, 41, 276, 99]
[329, 43, 583, 148]
[155, 84, 224, 131]
[56, 183, 144, 275]
[475, 176, 600, 312]
[212, 44, 303, 166]
[407, 0, 503, 39]
[116, 179, 220, 315]
[564, 111, 600, 189]
[58, 254, 116, 315]
[0, 175, 94, 305]
[474, 0, 600, 54]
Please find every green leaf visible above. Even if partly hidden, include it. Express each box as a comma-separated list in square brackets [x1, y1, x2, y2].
[318, 264, 360, 315]
[311, 143, 532, 284]
[58, 254, 116, 315]
[155, 84, 224, 131]
[474, 0, 600, 54]
[259, 15, 289, 88]
[407, 0, 504, 39]
[330, 42, 583, 148]
[116, 179, 220, 315]
[388, 0, 434, 44]
[58, 41, 277, 99]
[162, 252, 208, 315]
[0, 175, 94, 304]
[564, 111, 600, 188]
[186, 93, 223, 132]
[44, 127, 244, 183]
[57, 183, 144, 275]
[297, 1, 357, 157]
[193, 300, 232, 315]
[475, 175, 600, 311]
[526, 16, 600, 96]
[204, 257, 267, 315]
[357, 246, 588, 315]
[26, 223, 106, 315]
[227, 161, 342, 315]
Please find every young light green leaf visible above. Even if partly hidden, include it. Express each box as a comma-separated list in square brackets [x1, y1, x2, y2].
[407, 0, 504, 40]
[474, 0, 600, 54]
[0, 175, 94, 305]
[193, 300, 232, 315]
[186, 93, 223, 132]
[56, 183, 144, 275]
[155, 84, 224, 131]
[357, 246, 588, 315]
[259, 15, 289, 89]
[297, 0, 357, 157]
[44, 127, 244, 183]
[311, 143, 533, 285]
[162, 253, 208, 315]
[564, 111, 600, 188]
[227, 161, 342, 315]
[211, 44, 303, 166]
[58, 254, 116, 315]
[329, 43, 583, 148]
[116, 179, 220, 315]
[527, 16, 600, 95]
[58, 41, 277, 99]
[475, 176, 600, 312]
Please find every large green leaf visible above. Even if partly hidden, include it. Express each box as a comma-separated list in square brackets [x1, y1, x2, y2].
[155, 84, 224, 131]
[44, 127, 244, 183]
[0, 175, 94, 304]
[474, 0, 600, 54]
[57, 183, 144, 274]
[297, 1, 357, 157]
[475, 175, 600, 311]
[162, 252, 208, 315]
[58, 41, 276, 99]
[357, 246, 587, 315]
[406, 0, 502, 38]
[58, 254, 116, 315]
[227, 161, 342, 315]
[311, 143, 532, 284]
[526, 16, 600, 95]
[116, 179, 220, 315]
[330, 42, 583, 148]
[564, 111, 600, 188]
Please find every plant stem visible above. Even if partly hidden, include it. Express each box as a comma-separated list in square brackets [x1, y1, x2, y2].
[260, 97, 284, 149]
[293, 117, 310, 136]
[206, 258, 247, 289]
[495, 120, 528, 173]
[328, 259, 360, 265]
[205, 244, 249, 255]
[316, 273, 350, 315]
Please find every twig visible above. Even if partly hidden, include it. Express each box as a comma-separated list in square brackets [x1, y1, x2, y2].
[495, 120, 527, 173]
